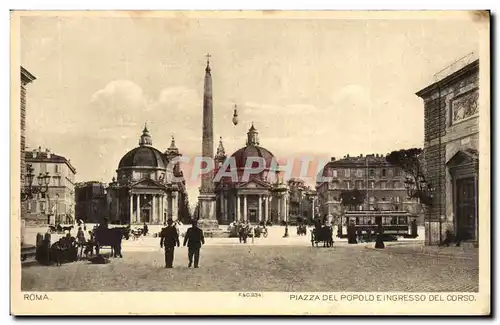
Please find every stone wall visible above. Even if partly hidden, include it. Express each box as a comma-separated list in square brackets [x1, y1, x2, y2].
[418, 60, 479, 245]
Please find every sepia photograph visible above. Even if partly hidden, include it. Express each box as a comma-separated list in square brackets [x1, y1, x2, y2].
[10, 10, 490, 315]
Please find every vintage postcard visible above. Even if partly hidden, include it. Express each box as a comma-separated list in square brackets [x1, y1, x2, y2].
[11, 10, 490, 315]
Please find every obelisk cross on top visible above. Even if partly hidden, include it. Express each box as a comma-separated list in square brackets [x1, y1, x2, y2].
[200, 53, 215, 195]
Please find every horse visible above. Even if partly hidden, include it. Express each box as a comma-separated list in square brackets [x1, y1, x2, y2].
[48, 225, 57, 233]
[311, 225, 334, 247]
[94, 226, 130, 258]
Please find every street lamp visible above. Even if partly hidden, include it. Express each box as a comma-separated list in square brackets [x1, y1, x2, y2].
[21, 164, 50, 202]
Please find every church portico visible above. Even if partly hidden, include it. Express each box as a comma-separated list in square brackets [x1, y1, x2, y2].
[106, 126, 188, 225]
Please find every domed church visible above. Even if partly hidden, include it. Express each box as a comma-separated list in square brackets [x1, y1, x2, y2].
[213, 123, 290, 225]
[106, 125, 189, 224]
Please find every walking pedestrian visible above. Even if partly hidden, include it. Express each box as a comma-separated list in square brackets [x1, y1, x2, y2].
[183, 219, 205, 268]
[160, 219, 180, 268]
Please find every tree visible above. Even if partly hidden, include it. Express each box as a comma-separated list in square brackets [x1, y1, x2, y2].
[340, 189, 367, 211]
[386, 148, 433, 205]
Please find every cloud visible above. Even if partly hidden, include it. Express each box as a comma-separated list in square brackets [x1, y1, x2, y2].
[90, 79, 148, 110]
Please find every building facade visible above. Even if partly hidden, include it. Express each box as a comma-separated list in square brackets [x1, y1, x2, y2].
[287, 178, 317, 223]
[24, 147, 77, 224]
[214, 124, 291, 225]
[75, 181, 108, 223]
[316, 154, 422, 221]
[416, 56, 479, 245]
[106, 126, 189, 224]
[20, 66, 36, 221]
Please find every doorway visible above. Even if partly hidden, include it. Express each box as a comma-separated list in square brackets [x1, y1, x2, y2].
[141, 209, 151, 223]
[455, 177, 477, 241]
[249, 209, 257, 223]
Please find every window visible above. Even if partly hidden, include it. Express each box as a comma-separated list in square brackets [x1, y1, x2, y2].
[395, 196, 400, 203]
[39, 201, 46, 212]
[370, 181, 375, 189]
[386, 182, 393, 189]
[394, 168, 401, 176]
[388, 168, 393, 177]
[382, 169, 387, 177]
[356, 180, 363, 188]
[394, 181, 400, 188]
[332, 169, 338, 178]
[369, 169, 375, 177]
[357, 169, 363, 177]
[344, 181, 350, 189]
[380, 182, 386, 189]
[54, 164, 59, 173]
[344, 169, 350, 177]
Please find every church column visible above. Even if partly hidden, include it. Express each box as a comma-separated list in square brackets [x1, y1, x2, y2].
[258, 194, 262, 223]
[172, 191, 178, 221]
[136, 194, 140, 223]
[283, 194, 289, 221]
[162, 195, 167, 223]
[311, 197, 315, 221]
[224, 195, 228, 223]
[152, 195, 156, 224]
[243, 195, 248, 222]
[159, 194, 163, 224]
[265, 195, 269, 223]
[219, 191, 224, 221]
[129, 194, 133, 224]
[277, 195, 281, 221]
[236, 194, 240, 222]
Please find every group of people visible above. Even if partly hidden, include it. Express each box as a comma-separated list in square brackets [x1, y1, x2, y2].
[159, 219, 205, 268]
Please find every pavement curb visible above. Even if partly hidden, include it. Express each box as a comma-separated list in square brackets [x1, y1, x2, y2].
[363, 246, 477, 261]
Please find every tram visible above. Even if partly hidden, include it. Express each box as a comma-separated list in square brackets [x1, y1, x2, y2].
[337, 210, 418, 240]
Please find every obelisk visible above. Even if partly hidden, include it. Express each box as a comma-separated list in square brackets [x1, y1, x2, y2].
[197, 54, 218, 230]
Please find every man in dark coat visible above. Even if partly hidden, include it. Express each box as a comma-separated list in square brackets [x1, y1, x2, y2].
[160, 219, 180, 268]
[183, 219, 205, 268]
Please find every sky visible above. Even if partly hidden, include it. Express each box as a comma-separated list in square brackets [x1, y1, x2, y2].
[20, 13, 480, 207]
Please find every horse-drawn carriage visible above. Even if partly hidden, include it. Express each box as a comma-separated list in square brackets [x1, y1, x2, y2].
[296, 224, 307, 236]
[337, 210, 418, 242]
[311, 224, 334, 247]
[228, 223, 268, 243]
[93, 225, 130, 258]
[35, 233, 78, 266]
[48, 224, 74, 234]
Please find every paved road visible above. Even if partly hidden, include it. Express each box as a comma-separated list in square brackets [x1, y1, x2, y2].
[22, 244, 478, 292]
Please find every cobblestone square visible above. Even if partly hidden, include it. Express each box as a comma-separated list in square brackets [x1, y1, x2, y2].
[22, 242, 478, 292]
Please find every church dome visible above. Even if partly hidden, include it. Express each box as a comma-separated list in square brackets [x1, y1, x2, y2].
[118, 146, 167, 169]
[231, 145, 275, 169]
[229, 123, 276, 169]
[118, 124, 167, 169]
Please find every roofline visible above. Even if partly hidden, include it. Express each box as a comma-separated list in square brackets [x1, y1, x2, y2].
[21, 66, 36, 84]
[415, 59, 479, 98]
[26, 156, 77, 174]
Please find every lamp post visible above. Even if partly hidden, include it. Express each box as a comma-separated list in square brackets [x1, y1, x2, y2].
[21, 164, 50, 202]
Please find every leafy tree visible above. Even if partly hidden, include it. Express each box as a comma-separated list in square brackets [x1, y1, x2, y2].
[340, 189, 367, 211]
[386, 148, 433, 205]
